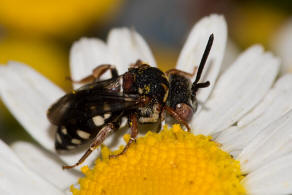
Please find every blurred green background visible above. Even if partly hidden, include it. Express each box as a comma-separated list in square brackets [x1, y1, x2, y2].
[0, 0, 292, 143]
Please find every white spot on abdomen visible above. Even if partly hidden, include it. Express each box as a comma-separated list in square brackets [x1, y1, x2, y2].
[120, 117, 128, 127]
[61, 127, 67, 135]
[67, 145, 76, 149]
[71, 138, 81, 144]
[56, 133, 62, 143]
[104, 113, 111, 119]
[77, 130, 91, 139]
[92, 115, 105, 126]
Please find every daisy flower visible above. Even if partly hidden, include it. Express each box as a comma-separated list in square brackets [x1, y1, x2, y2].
[1, 14, 292, 194]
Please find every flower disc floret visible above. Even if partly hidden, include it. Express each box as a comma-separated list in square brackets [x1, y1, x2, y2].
[72, 124, 245, 194]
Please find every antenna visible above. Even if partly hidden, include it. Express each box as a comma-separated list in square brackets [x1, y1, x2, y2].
[191, 34, 214, 96]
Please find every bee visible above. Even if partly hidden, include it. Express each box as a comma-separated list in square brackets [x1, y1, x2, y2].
[47, 34, 214, 169]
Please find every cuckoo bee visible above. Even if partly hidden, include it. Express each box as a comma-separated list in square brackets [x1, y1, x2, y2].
[47, 34, 214, 169]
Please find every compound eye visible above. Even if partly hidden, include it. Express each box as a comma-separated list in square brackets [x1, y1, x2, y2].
[123, 72, 134, 93]
[175, 103, 194, 122]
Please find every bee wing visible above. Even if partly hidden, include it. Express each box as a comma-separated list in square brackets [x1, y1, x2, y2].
[47, 91, 139, 125]
[48, 91, 139, 150]
[76, 76, 121, 91]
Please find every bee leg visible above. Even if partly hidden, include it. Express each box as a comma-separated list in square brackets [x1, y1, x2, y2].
[68, 64, 119, 84]
[130, 59, 143, 68]
[165, 67, 198, 79]
[62, 123, 115, 169]
[157, 109, 166, 132]
[91, 64, 119, 79]
[130, 59, 151, 69]
[166, 34, 214, 81]
[109, 113, 138, 158]
[164, 106, 191, 132]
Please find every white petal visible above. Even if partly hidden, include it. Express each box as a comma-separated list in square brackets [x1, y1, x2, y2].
[108, 27, 156, 74]
[243, 154, 292, 195]
[70, 38, 111, 89]
[176, 14, 227, 104]
[220, 39, 240, 74]
[192, 45, 280, 135]
[0, 62, 64, 151]
[0, 140, 64, 195]
[237, 109, 292, 173]
[64, 187, 73, 195]
[217, 74, 292, 153]
[0, 140, 25, 168]
[271, 17, 292, 73]
[11, 141, 79, 190]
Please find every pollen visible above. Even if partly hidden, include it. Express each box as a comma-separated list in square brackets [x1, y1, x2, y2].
[71, 124, 246, 195]
[144, 84, 151, 94]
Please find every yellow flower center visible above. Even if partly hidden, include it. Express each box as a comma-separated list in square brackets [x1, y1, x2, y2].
[71, 124, 245, 195]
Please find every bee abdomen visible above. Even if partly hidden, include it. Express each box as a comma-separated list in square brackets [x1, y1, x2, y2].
[55, 125, 93, 150]
[55, 112, 123, 151]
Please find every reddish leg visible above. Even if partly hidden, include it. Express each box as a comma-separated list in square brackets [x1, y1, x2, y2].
[68, 64, 118, 84]
[62, 123, 115, 169]
[165, 66, 198, 79]
[130, 59, 144, 68]
[109, 113, 138, 158]
[164, 106, 191, 132]
[156, 109, 166, 132]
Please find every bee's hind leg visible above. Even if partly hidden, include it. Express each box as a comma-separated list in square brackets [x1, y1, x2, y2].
[62, 123, 115, 169]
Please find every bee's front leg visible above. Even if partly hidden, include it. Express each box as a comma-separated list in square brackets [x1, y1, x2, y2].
[164, 106, 191, 132]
